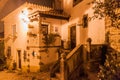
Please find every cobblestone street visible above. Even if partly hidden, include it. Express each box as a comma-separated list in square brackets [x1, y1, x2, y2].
[0, 70, 50, 80]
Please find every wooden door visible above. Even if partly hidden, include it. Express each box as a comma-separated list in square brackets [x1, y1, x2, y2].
[17, 50, 21, 68]
[70, 26, 76, 49]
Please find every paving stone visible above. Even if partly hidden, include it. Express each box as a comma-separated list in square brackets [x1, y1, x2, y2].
[0, 70, 50, 80]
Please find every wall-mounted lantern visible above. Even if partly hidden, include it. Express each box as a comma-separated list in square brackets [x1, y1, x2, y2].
[82, 14, 88, 28]
[32, 51, 37, 57]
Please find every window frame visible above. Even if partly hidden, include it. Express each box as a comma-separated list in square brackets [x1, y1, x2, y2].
[12, 24, 17, 36]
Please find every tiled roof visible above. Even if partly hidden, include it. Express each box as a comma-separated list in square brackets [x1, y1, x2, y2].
[27, 0, 53, 8]
[0, 0, 67, 21]
[0, 0, 54, 20]
[39, 10, 70, 20]
[29, 10, 70, 20]
[26, 2, 52, 12]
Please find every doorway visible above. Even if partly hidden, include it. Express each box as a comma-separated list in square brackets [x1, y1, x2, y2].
[70, 26, 76, 49]
[17, 50, 21, 68]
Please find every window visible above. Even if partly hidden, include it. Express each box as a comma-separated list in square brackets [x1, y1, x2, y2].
[23, 50, 27, 62]
[116, 0, 120, 7]
[41, 24, 48, 35]
[73, 0, 83, 6]
[40, 22, 50, 35]
[12, 24, 17, 36]
[54, 26, 58, 33]
[7, 46, 11, 59]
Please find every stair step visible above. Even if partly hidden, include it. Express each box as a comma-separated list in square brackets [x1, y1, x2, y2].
[55, 73, 61, 79]
[50, 77, 59, 80]
[88, 72, 98, 80]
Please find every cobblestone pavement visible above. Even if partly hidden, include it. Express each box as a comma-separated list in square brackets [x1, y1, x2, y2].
[0, 70, 50, 80]
[0, 70, 98, 80]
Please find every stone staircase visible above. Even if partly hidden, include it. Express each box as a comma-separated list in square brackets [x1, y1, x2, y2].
[50, 73, 60, 80]
[49, 43, 105, 80]
[88, 72, 98, 80]
[50, 44, 86, 80]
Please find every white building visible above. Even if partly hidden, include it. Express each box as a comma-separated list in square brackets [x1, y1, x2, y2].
[1, 0, 106, 72]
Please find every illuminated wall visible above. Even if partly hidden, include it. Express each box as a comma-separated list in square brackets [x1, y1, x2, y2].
[61, 0, 105, 46]
[2, 2, 67, 72]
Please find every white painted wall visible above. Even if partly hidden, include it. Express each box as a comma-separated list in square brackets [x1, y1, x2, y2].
[61, 0, 105, 45]
[2, 2, 67, 72]
[3, 3, 28, 69]
[62, 0, 92, 45]
[85, 6, 105, 44]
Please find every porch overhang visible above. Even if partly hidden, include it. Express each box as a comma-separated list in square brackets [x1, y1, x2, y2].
[29, 10, 70, 21]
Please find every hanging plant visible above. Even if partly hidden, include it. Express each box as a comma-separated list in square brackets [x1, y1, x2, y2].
[42, 33, 60, 46]
[27, 32, 37, 38]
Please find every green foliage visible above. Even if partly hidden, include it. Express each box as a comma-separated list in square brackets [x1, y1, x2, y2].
[90, 0, 120, 28]
[98, 52, 120, 80]
[0, 41, 6, 70]
[0, 41, 5, 61]
[90, 0, 120, 79]
[27, 32, 37, 38]
[42, 33, 60, 45]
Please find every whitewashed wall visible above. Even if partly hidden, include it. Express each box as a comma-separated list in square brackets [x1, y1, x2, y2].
[61, 0, 105, 45]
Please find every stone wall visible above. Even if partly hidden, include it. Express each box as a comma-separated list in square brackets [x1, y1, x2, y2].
[105, 16, 120, 52]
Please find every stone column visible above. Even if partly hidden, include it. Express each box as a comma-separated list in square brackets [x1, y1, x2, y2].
[86, 38, 92, 60]
[85, 38, 92, 79]
[60, 53, 67, 80]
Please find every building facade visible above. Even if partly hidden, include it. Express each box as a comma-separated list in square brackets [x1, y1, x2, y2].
[2, 2, 69, 72]
[61, 0, 105, 49]
[2, 0, 106, 72]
